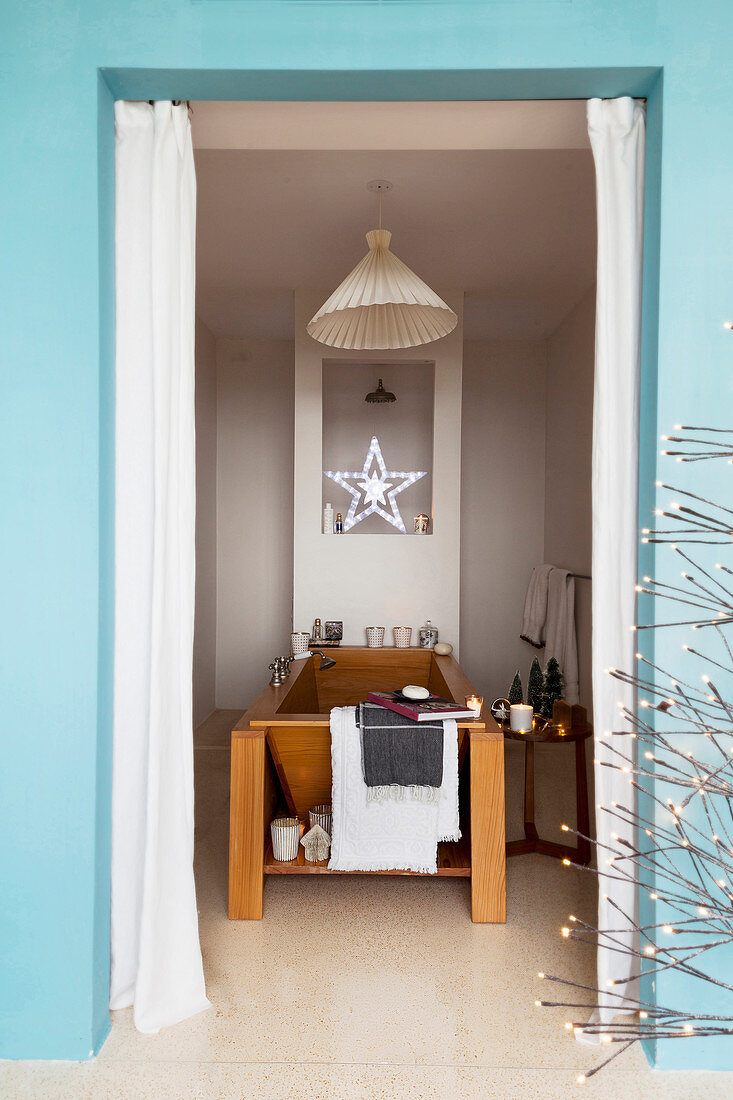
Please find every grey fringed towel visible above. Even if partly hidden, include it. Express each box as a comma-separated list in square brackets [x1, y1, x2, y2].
[358, 701, 444, 799]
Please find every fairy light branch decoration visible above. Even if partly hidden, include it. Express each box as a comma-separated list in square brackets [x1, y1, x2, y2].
[536, 426, 733, 1083]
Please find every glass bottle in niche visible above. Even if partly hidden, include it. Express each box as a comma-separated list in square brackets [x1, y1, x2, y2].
[418, 619, 439, 649]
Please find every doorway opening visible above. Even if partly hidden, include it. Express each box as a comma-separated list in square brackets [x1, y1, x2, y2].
[188, 96, 601, 1066]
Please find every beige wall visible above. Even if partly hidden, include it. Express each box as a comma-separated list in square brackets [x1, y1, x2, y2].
[460, 316, 594, 709]
[215, 337, 295, 708]
[193, 317, 218, 727]
[194, 301, 595, 716]
[544, 286, 596, 709]
[293, 289, 464, 652]
[460, 339, 548, 700]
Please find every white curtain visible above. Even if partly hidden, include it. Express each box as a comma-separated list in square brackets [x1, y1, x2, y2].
[587, 97, 645, 1026]
[111, 100, 210, 1033]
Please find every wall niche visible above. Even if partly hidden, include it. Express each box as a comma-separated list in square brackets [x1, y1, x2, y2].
[322, 360, 434, 535]
[293, 288, 462, 648]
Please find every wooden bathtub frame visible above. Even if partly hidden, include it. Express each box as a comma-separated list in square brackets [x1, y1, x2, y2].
[228, 646, 506, 922]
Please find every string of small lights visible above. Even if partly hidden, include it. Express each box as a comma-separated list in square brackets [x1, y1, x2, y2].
[536, 426, 733, 1083]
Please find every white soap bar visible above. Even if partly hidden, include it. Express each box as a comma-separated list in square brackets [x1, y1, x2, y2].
[433, 642, 453, 656]
[402, 684, 430, 700]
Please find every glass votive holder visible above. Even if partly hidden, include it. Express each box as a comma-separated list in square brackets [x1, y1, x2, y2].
[414, 513, 430, 534]
[309, 804, 332, 835]
[465, 694, 483, 717]
[270, 817, 300, 861]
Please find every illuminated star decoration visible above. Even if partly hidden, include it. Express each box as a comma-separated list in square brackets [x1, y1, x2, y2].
[324, 435, 427, 533]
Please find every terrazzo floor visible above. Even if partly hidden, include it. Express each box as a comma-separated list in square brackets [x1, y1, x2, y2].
[3, 709, 731, 1099]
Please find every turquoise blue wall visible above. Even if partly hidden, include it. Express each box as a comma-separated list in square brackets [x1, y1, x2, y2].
[1, 0, 730, 1067]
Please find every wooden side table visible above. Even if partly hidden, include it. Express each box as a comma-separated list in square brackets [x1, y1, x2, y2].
[503, 715, 592, 865]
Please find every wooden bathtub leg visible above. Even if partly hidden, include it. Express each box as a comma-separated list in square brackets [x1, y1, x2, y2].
[470, 733, 507, 923]
[228, 731, 265, 919]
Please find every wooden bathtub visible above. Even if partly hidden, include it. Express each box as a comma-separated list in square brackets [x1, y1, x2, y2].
[228, 646, 506, 922]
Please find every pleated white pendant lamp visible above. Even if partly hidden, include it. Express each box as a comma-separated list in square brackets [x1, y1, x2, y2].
[307, 181, 457, 350]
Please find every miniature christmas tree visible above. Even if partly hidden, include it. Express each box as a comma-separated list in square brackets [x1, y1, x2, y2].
[508, 671, 523, 705]
[528, 656, 544, 714]
[541, 656, 564, 718]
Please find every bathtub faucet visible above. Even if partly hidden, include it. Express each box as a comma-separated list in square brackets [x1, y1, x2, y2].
[268, 655, 293, 686]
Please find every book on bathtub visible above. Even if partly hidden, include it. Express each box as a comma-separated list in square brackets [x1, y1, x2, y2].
[366, 691, 477, 722]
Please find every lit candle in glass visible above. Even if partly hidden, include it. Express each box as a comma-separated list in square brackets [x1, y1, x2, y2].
[414, 513, 430, 534]
[510, 703, 534, 733]
[465, 694, 483, 717]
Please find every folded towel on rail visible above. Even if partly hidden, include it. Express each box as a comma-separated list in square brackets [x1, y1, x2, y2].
[358, 700, 443, 801]
[544, 567, 579, 705]
[520, 562, 554, 647]
[329, 706, 460, 874]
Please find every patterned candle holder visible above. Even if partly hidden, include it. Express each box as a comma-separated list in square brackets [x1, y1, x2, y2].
[291, 631, 310, 656]
[366, 626, 385, 648]
[393, 626, 412, 648]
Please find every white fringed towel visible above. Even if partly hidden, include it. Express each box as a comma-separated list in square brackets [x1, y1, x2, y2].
[329, 706, 459, 875]
[544, 568, 579, 705]
[521, 563, 580, 705]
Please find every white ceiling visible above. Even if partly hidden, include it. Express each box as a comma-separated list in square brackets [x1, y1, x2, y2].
[193, 102, 596, 341]
[191, 100, 592, 152]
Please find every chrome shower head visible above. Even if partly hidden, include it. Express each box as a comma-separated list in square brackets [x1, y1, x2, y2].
[312, 650, 337, 671]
